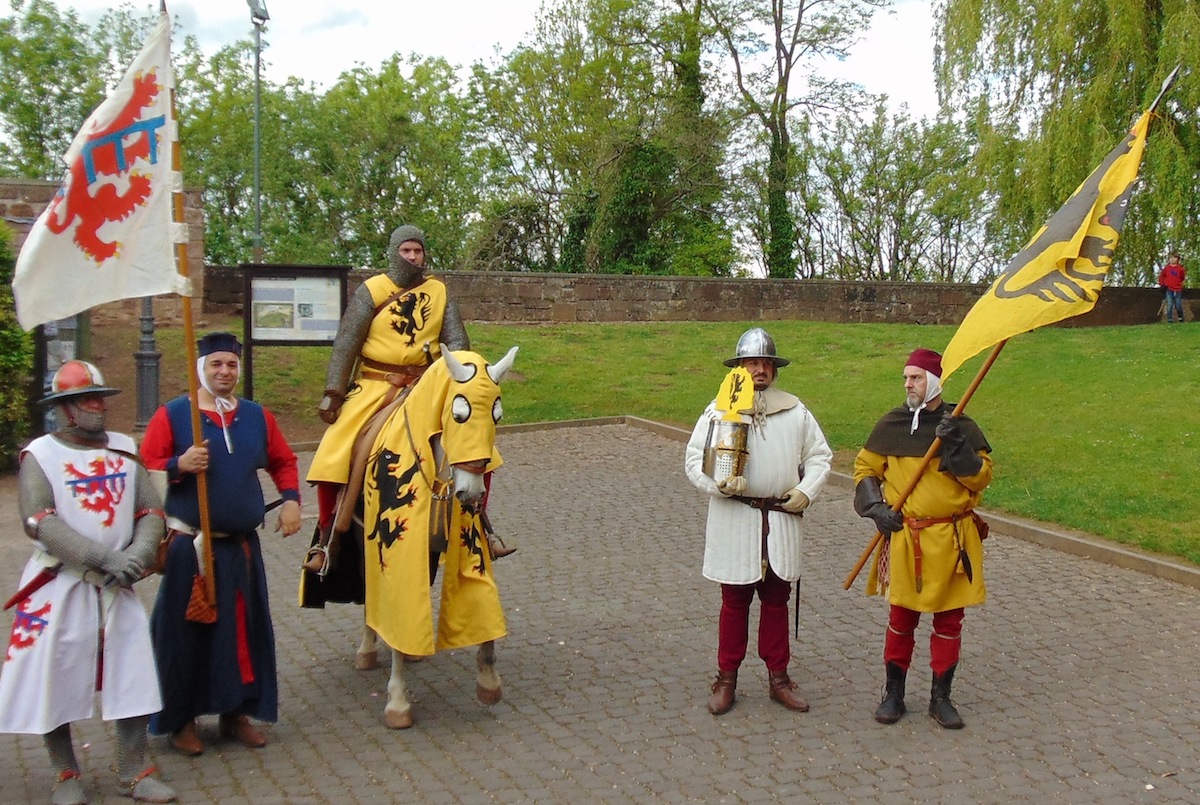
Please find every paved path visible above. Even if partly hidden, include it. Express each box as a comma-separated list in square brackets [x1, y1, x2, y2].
[2, 422, 1199, 803]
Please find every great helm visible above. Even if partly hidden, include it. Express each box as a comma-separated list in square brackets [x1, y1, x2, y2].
[40, 360, 121, 406]
[723, 327, 790, 368]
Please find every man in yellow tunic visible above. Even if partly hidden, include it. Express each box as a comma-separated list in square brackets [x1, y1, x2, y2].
[307, 224, 469, 546]
[853, 348, 992, 729]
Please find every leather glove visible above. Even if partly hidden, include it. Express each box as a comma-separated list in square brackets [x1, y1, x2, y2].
[97, 549, 144, 588]
[317, 389, 345, 425]
[854, 477, 904, 535]
[864, 502, 904, 535]
[780, 488, 810, 513]
[936, 412, 983, 476]
[716, 476, 747, 496]
[935, 411, 965, 446]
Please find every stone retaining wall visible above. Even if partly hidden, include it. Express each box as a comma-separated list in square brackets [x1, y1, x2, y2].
[204, 265, 1189, 327]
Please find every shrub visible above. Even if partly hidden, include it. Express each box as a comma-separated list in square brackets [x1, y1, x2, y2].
[0, 228, 34, 468]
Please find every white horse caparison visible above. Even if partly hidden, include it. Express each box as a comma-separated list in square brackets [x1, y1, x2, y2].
[357, 346, 516, 729]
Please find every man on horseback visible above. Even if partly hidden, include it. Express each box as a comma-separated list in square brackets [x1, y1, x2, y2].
[307, 224, 469, 555]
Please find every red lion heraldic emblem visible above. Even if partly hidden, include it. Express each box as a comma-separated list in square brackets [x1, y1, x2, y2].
[64, 456, 129, 527]
[44, 69, 167, 263]
[6, 600, 52, 661]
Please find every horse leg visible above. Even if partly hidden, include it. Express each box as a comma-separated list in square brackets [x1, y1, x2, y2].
[383, 648, 414, 729]
[355, 621, 379, 670]
[476, 640, 502, 705]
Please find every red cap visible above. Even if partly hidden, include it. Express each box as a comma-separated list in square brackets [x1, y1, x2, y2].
[905, 348, 943, 379]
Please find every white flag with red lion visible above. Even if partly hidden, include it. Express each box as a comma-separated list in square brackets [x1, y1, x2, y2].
[12, 11, 189, 331]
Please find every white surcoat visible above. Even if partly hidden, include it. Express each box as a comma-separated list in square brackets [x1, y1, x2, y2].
[0, 433, 162, 734]
[685, 388, 833, 584]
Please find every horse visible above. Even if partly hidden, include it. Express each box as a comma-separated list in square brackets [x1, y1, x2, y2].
[301, 345, 517, 729]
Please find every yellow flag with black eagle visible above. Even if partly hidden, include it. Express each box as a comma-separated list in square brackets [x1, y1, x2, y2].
[941, 110, 1152, 381]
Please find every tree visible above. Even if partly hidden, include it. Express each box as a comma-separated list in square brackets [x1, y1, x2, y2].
[936, 0, 1200, 284]
[469, 0, 657, 272]
[0, 0, 107, 178]
[174, 37, 260, 266]
[701, 0, 886, 277]
[469, 0, 736, 275]
[290, 55, 486, 270]
[803, 103, 989, 282]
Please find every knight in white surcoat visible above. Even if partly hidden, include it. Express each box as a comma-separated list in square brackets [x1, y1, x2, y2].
[684, 328, 832, 717]
[0, 361, 175, 804]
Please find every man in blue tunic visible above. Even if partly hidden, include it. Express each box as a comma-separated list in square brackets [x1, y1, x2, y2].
[141, 332, 302, 756]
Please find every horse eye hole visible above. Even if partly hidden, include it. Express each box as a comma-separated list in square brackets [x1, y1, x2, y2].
[492, 397, 503, 424]
[452, 395, 471, 423]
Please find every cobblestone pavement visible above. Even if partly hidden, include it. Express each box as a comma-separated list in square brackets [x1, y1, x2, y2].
[2, 422, 1200, 803]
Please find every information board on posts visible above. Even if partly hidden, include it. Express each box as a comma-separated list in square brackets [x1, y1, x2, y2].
[240, 264, 350, 399]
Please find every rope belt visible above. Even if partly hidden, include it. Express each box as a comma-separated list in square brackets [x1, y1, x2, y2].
[903, 510, 974, 592]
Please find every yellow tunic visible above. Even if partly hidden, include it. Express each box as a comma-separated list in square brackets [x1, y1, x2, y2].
[307, 274, 448, 484]
[853, 449, 993, 612]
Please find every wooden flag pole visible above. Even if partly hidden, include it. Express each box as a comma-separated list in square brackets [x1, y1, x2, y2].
[842, 340, 1007, 590]
[170, 83, 216, 607]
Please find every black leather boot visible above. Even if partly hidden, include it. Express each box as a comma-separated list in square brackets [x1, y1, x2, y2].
[874, 662, 907, 724]
[929, 664, 964, 729]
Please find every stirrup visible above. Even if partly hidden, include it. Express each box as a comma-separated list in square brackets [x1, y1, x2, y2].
[488, 532, 516, 560]
[302, 545, 329, 575]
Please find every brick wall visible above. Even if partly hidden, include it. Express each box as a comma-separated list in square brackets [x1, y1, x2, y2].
[204, 266, 1185, 327]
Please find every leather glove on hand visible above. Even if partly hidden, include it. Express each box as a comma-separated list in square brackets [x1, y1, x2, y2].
[934, 411, 964, 445]
[936, 412, 983, 476]
[854, 477, 904, 535]
[716, 476, 747, 497]
[317, 390, 345, 425]
[864, 502, 904, 535]
[781, 488, 810, 513]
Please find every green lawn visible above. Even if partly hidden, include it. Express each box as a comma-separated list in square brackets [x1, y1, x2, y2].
[465, 320, 1200, 564]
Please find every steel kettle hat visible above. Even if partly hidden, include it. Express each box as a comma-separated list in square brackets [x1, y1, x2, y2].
[723, 327, 790, 368]
[40, 360, 121, 405]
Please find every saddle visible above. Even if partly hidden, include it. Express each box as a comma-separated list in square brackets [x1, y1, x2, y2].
[302, 383, 415, 575]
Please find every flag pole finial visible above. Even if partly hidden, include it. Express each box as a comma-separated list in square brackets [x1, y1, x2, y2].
[1150, 65, 1181, 114]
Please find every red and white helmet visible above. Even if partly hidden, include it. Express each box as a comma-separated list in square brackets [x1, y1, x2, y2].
[40, 360, 121, 406]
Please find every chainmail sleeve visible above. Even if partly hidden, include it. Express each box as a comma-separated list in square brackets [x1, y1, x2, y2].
[124, 463, 166, 569]
[324, 285, 375, 392]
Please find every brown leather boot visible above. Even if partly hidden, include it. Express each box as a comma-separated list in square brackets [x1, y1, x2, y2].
[169, 720, 204, 756]
[768, 670, 810, 712]
[219, 714, 267, 748]
[707, 670, 737, 715]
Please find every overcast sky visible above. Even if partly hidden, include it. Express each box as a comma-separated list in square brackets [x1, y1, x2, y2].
[48, 0, 939, 117]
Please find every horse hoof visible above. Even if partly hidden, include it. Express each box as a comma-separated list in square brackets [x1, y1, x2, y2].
[384, 708, 413, 730]
[476, 684, 503, 705]
[355, 650, 379, 671]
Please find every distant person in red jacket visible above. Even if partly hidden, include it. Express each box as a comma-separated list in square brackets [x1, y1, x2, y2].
[1158, 252, 1186, 323]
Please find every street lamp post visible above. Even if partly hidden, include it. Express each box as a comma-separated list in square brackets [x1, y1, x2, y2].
[247, 0, 269, 263]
